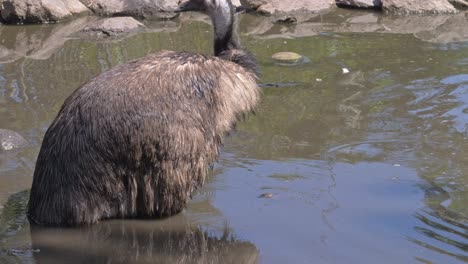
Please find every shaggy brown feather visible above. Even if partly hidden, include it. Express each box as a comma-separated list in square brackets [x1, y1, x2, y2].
[28, 0, 259, 226]
[28, 51, 259, 226]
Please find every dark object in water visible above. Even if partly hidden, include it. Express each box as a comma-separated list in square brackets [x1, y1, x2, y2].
[258, 193, 274, 199]
[275, 15, 297, 24]
[27, 0, 260, 226]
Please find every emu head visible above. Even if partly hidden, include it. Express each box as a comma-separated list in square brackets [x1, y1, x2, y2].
[175, 0, 240, 56]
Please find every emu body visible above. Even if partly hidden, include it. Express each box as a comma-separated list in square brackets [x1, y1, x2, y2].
[28, 0, 259, 226]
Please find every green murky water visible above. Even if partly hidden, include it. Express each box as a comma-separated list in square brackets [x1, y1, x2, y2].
[1, 10, 467, 264]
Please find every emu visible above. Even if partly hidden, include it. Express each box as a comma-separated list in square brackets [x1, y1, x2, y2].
[27, 0, 260, 226]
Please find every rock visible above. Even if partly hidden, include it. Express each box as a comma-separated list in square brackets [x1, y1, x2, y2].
[336, 0, 382, 8]
[449, 0, 468, 9]
[272, 52, 306, 66]
[0, 129, 27, 151]
[79, 0, 179, 19]
[81, 17, 145, 37]
[63, 0, 89, 14]
[0, 0, 89, 24]
[382, 0, 458, 15]
[241, 0, 335, 14]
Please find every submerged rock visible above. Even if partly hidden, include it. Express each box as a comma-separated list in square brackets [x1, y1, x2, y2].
[382, 0, 458, 15]
[81, 17, 145, 37]
[0, 129, 28, 151]
[0, 0, 89, 24]
[272, 52, 304, 65]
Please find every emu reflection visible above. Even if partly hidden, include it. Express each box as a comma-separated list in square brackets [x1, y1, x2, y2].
[30, 217, 258, 264]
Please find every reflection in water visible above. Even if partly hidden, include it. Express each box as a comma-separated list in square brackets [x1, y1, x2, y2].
[410, 211, 468, 263]
[0, 191, 30, 264]
[409, 182, 468, 263]
[0, 192, 258, 264]
[30, 221, 258, 264]
[1, 9, 468, 264]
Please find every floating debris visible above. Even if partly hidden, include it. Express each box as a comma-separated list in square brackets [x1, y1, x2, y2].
[342, 68, 350, 74]
[258, 193, 274, 199]
[391, 176, 400, 181]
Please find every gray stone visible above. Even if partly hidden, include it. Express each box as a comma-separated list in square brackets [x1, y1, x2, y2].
[79, 0, 179, 19]
[240, 0, 335, 14]
[82, 17, 145, 37]
[382, 0, 458, 15]
[0, 0, 89, 24]
[63, 0, 89, 14]
[336, 0, 382, 8]
[0, 129, 27, 151]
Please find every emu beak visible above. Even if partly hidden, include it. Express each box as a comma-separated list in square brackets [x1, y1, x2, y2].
[174, 0, 203, 13]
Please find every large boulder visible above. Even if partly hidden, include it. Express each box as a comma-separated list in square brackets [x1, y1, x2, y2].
[0, 0, 89, 24]
[382, 0, 458, 15]
[336, 0, 382, 8]
[240, 0, 335, 14]
[78, 0, 179, 19]
[0, 0, 180, 23]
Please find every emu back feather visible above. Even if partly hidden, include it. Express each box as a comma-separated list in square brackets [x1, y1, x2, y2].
[28, 51, 259, 226]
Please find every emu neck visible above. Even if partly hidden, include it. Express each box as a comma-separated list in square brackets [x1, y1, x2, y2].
[211, 4, 240, 56]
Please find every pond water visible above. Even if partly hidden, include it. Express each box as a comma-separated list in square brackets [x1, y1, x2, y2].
[0, 9, 467, 264]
